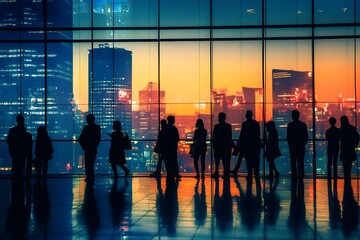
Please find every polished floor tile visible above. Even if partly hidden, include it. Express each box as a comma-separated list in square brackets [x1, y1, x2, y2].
[0, 175, 359, 239]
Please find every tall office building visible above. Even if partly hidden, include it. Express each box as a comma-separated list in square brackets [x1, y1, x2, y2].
[138, 82, 165, 140]
[88, 43, 132, 136]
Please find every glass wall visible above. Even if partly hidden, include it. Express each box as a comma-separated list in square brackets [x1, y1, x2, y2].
[0, 0, 358, 177]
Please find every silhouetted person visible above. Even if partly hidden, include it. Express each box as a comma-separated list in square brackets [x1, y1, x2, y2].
[212, 112, 233, 179]
[339, 115, 359, 180]
[78, 182, 100, 238]
[193, 179, 207, 226]
[288, 181, 306, 237]
[264, 177, 281, 226]
[235, 177, 262, 230]
[33, 178, 51, 226]
[326, 117, 340, 179]
[193, 119, 207, 180]
[264, 121, 281, 178]
[287, 110, 308, 181]
[107, 121, 130, 178]
[237, 110, 262, 179]
[327, 179, 341, 229]
[109, 178, 130, 235]
[341, 180, 359, 237]
[79, 114, 101, 182]
[163, 115, 180, 181]
[213, 178, 233, 232]
[7, 114, 33, 178]
[150, 119, 167, 178]
[34, 126, 53, 178]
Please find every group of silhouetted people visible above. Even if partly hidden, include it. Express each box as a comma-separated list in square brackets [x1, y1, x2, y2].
[6, 109, 359, 181]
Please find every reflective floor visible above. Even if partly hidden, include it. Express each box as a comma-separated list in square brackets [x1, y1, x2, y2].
[0, 175, 359, 240]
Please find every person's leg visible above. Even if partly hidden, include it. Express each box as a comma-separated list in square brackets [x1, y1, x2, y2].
[232, 154, 243, 173]
[327, 150, 332, 178]
[212, 154, 220, 178]
[223, 152, 231, 178]
[267, 157, 274, 177]
[111, 163, 118, 177]
[155, 155, 163, 174]
[290, 150, 297, 180]
[298, 149, 305, 180]
[332, 151, 338, 179]
[253, 154, 260, 177]
[200, 152, 206, 179]
[342, 160, 351, 180]
[43, 160, 48, 177]
[193, 154, 200, 178]
[118, 162, 130, 176]
[244, 155, 252, 178]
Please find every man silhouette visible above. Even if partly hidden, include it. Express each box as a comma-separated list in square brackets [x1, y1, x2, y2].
[212, 112, 232, 179]
[325, 117, 340, 179]
[7, 114, 33, 178]
[286, 110, 308, 181]
[237, 110, 261, 178]
[79, 114, 101, 182]
[163, 115, 180, 180]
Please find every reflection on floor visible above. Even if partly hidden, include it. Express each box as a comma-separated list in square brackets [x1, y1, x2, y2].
[0, 175, 359, 239]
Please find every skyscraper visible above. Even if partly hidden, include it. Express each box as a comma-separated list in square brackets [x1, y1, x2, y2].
[88, 43, 132, 136]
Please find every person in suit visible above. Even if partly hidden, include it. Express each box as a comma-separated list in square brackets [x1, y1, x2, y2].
[212, 112, 233, 179]
[34, 126, 53, 178]
[108, 121, 130, 178]
[339, 115, 359, 180]
[192, 119, 207, 180]
[237, 110, 262, 179]
[286, 110, 308, 181]
[325, 117, 340, 179]
[7, 114, 33, 178]
[163, 115, 180, 181]
[79, 114, 101, 182]
[150, 119, 167, 178]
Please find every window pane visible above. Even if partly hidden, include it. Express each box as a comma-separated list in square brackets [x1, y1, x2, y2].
[212, 0, 262, 26]
[266, 0, 311, 25]
[315, 0, 355, 24]
[47, 0, 72, 28]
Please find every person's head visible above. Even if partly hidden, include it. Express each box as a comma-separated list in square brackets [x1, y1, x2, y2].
[113, 120, 122, 131]
[86, 114, 95, 124]
[37, 126, 47, 136]
[328, 117, 336, 126]
[291, 110, 300, 121]
[245, 110, 253, 120]
[160, 119, 167, 128]
[167, 115, 175, 125]
[218, 112, 226, 123]
[265, 121, 276, 132]
[340, 115, 349, 126]
[16, 114, 24, 127]
[196, 119, 204, 129]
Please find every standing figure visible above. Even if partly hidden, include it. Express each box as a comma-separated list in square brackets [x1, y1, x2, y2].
[150, 119, 167, 178]
[238, 110, 262, 179]
[325, 117, 340, 179]
[212, 112, 233, 179]
[163, 115, 180, 181]
[286, 110, 308, 181]
[108, 121, 130, 178]
[34, 126, 53, 178]
[7, 114, 33, 178]
[339, 115, 359, 180]
[79, 114, 101, 182]
[193, 119, 207, 180]
[264, 121, 281, 178]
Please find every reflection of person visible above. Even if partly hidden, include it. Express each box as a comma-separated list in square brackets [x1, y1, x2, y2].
[7, 114, 33, 178]
[212, 112, 233, 179]
[325, 117, 340, 179]
[288, 181, 306, 236]
[264, 121, 281, 178]
[193, 119, 207, 180]
[327, 179, 341, 229]
[264, 177, 281, 226]
[342, 179, 359, 237]
[33, 178, 51, 226]
[163, 179, 179, 235]
[108, 121, 130, 178]
[213, 178, 233, 231]
[235, 177, 262, 230]
[163, 115, 180, 181]
[150, 119, 167, 178]
[79, 114, 101, 182]
[34, 126, 53, 178]
[238, 110, 262, 179]
[339, 116, 359, 180]
[286, 110, 308, 181]
[109, 178, 130, 233]
[193, 179, 207, 226]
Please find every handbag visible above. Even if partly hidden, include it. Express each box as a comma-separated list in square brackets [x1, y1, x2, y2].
[123, 133, 132, 150]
